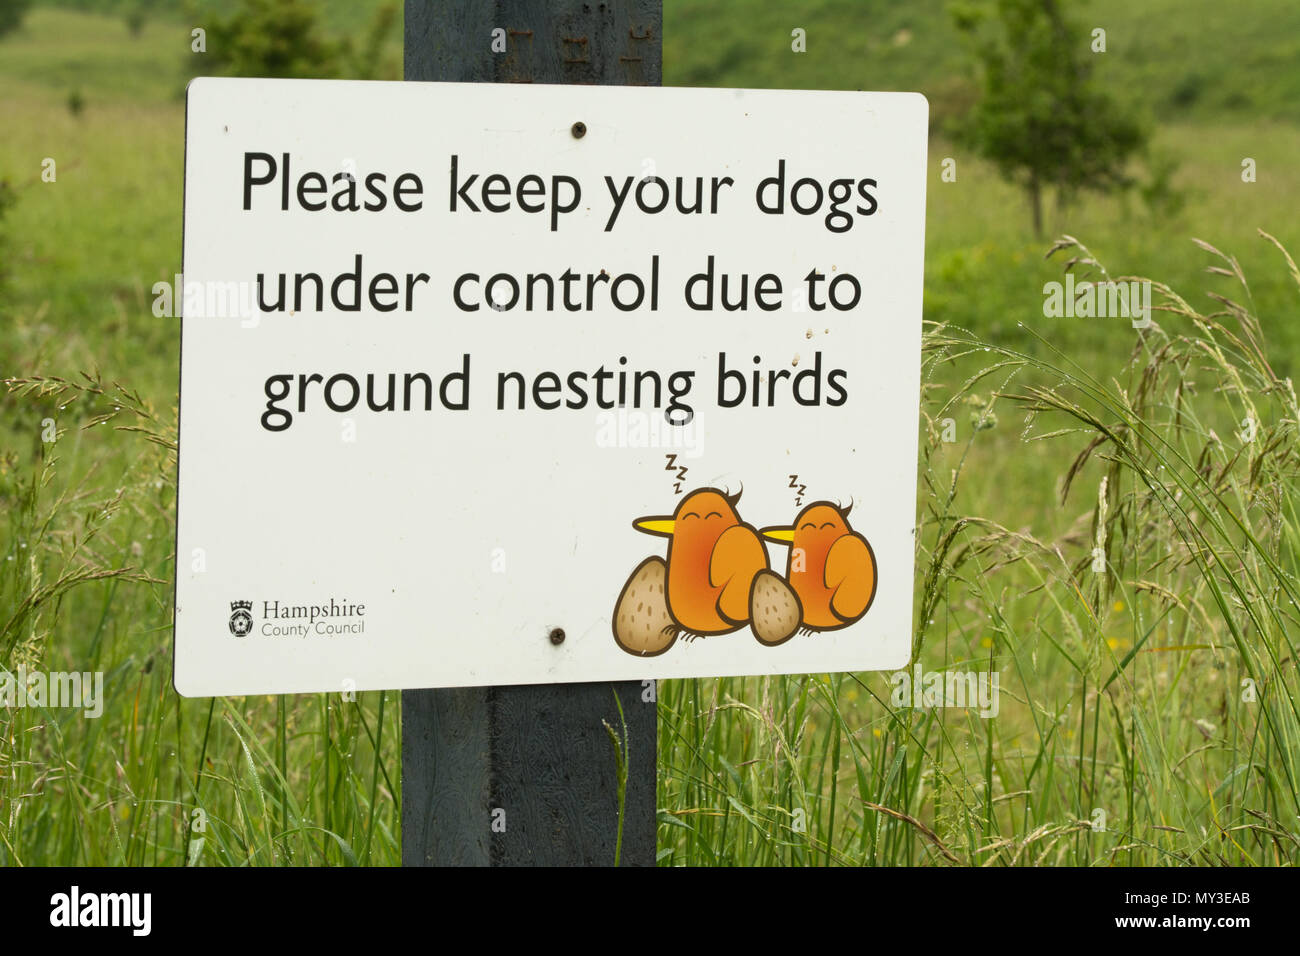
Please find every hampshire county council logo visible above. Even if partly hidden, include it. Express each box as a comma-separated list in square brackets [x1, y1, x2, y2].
[229, 600, 254, 637]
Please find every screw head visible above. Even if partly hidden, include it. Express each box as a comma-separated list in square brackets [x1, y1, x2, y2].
[549, 627, 566, 646]
[571, 121, 587, 139]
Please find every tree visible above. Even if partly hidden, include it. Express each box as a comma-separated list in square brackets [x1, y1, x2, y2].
[952, 0, 1146, 236]
[204, 0, 346, 79]
[201, 0, 397, 81]
[0, 0, 32, 40]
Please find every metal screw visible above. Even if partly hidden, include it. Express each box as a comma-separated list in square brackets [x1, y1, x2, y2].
[571, 121, 587, 139]
[549, 627, 566, 646]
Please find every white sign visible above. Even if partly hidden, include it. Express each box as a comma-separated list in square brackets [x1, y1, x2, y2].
[175, 78, 928, 696]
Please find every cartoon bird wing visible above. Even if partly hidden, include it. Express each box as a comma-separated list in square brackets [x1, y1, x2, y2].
[825, 533, 876, 623]
[710, 524, 768, 624]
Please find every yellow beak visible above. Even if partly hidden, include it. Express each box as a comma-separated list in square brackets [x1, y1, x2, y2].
[761, 527, 796, 543]
[634, 518, 675, 537]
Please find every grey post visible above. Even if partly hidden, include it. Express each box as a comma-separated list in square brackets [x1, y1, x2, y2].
[401, 0, 661, 866]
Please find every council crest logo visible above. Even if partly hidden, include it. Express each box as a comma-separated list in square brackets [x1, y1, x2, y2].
[229, 600, 254, 637]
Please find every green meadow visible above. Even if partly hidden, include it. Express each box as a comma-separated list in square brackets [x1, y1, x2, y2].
[2, 1, 1299, 865]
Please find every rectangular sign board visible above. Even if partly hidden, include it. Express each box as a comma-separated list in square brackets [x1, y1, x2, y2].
[175, 78, 928, 696]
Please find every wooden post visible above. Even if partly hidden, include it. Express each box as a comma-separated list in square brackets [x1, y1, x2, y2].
[401, 0, 661, 866]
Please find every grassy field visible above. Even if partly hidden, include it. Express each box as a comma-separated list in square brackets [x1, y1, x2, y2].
[2, 1, 1299, 865]
[667, 0, 1300, 124]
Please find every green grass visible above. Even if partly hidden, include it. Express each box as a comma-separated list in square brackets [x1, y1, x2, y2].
[0, 374, 401, 864]
[660, 240, 1300, 864]
[665, 0, 1300, 125]
[0, 3, 403, 867]
[3, 0, 1300, 865]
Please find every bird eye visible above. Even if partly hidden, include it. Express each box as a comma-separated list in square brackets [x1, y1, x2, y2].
[705, 511, 721, 519]
[820, 522, 837, 529]
[682, 511, 700, 519]
[799, 522, 817, 531]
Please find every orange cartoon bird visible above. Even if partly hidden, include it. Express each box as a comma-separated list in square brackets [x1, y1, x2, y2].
[613, 487, 801, 656]
[761, 501, 877, 632]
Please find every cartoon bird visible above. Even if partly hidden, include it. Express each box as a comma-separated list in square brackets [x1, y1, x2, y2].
[761, 501, 877, 631]
[613, 487, 801, 656]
